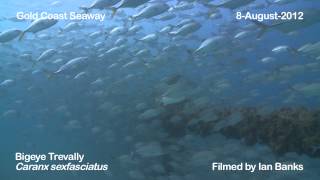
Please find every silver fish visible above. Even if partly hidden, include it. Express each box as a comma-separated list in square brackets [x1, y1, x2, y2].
[19, 18, 58, 40]
[0, 29, 22, 43]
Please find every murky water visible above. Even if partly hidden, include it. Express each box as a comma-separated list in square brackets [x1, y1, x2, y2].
[1, 0, 320, 179]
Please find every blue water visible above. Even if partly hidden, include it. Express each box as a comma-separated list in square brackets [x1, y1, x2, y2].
[1, 0, 320, 179]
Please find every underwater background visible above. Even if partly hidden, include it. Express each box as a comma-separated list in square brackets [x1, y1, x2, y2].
[1, 0, 320, 179]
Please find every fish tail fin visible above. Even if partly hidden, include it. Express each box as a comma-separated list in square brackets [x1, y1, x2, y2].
[133, 37, 140, 43]
[265, 0, 273, 6]
[80, 6, 89, 14]
[289, 47, 297, 54]
[186, 48, 196, 59]
[18, 31, 25, 41]
[111, 7, 117, 18]
[288, 85, 297, 92]
[186, 49, 194, 56]
[58, 27, 63, 34]
[251, 20, 270, 28]
[129, 16, 135, 26]
[287, 85, 301, 96]
[296, 49, 318, 60]
[250, 20, 270, 38]
[202, 2, 218, 9]
[31, 61, 37, 68]
[42, 69, 55, 79]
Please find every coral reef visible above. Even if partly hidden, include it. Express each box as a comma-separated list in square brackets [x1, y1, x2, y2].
[221, 107, 320, 157]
